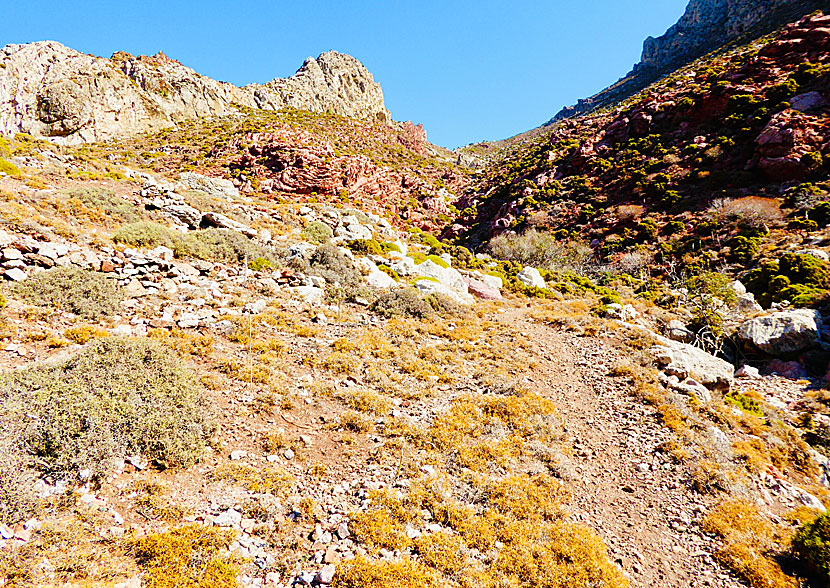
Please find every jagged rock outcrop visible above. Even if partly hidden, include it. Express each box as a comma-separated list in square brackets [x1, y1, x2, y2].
[0, 41, 389, 144]
[551, 0, 830, 121]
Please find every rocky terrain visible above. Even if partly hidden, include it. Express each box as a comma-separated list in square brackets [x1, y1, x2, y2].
[1, 2, 830, 588]
[551, 0, 830, 121]
[0, 42, 389, 144]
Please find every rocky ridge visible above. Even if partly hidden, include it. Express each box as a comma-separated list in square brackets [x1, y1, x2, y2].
[551, 0, 830, 121]
[0, 41, 389, 144]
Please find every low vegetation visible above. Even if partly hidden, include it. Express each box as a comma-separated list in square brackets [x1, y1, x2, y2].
[0, 338, 214, 483]
[12, 267, 122, 320]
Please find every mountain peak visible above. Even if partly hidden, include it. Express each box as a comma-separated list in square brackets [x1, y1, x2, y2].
[0, 42, 390, 144]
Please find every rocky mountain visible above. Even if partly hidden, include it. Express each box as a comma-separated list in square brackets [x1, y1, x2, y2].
[2, 5, 830, 588]
[0, 41, 389, 144]
[551, 0, 830, 121]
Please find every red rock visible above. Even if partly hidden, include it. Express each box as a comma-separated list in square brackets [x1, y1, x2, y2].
[464, 277, 502, 300]
[101, 260, 116, 273]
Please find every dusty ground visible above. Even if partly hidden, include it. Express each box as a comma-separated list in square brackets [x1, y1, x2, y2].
[505, 310, 745, 588]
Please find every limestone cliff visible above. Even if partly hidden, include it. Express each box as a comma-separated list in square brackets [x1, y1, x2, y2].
[0, 41, 390, 144]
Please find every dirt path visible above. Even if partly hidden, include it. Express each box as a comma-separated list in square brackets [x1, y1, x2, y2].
[504, 311, 743, 588]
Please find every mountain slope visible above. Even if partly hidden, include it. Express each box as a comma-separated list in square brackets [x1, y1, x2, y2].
[0, 41, 389, 144]
[551, 0, 830, 122]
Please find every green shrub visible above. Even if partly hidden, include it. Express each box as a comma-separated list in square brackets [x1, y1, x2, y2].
[0, 444, 37, 524]
[729, 236, 761, 264]
[193, 229, 276, 265]
[113, 222, 197, 257]
[744, 254, 830, 308]
[62, 187, 140, 223]
[248, 257, 273, 271]
[766, 79, 799, 104]
[346, 239, 384, 256]
[0, 159, 21, 177]
[371, 289, 434, 319]
[789, 218, 819, 232]
[302, 221, 333, 244]
[809, 202, 830, 227]
[13, 267, 122, 320]
[423, 255, 449, 269]
[1, 337, 215, 478]
[792, 511, 830, 584]
[803, 152, 823, 171]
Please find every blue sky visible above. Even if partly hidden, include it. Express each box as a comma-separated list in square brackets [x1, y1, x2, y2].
[2, 0, 689, 147]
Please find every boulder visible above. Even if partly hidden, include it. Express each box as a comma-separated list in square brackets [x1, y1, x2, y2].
[165, 203, 203, 228]
[359, 258, 395, 289]
[201, 212, 257, 238]
[736, 292, 763, 314]
[475, 272, 503, 292]
[413, 259, 467, 294]
[464, 276, 502, 300]
[288, 285, 325, 305]
[414, 279, 474, 305]
[334, 216, 373, 241]
[790, 91, 828, 113]
[652, 340, 734, 390]
[605, 303, 637, 321]
[737, 309, 821, 355]
[3, 267, 27, 282]
[179, 172, 239, 199]
[389, 256, 417, 276]
[516, 266, 546, 289]
[666, 320, 695, 344]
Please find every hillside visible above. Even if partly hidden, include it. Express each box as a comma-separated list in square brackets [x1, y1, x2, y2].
[1, 4, 830, 588]
[551, 0, 830, 121]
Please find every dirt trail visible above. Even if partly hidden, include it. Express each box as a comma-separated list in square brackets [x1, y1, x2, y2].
[504, 311, 743, 588]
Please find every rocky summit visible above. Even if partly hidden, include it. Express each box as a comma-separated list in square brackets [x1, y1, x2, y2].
[0, 42, 389, 144]
[3, 2, 830, 588]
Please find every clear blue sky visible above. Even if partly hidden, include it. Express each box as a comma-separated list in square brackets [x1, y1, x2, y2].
[1, 0, 689, 147]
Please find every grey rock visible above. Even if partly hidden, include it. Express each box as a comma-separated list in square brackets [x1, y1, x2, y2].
[414, 259, 467, 293]
[0, 42, 389, 145]
[516, 266, 546, 289]
[3, 267, 27, 282]
[790, 91, 828, 113]
[652, 340, 734, 390]
[737, 309, 822, 355]
[165, 203, 203, 228]
[202, 212, 257, 238]
[179, 172, 239, 200]
[414, 278, 474, 305]
[666, 320, 695, 344]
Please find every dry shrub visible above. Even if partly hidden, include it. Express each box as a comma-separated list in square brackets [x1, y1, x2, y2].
[486, 230, 594, 274]
[0, 442, 37, 525]
[709, 196, 784, 228]
[1, 337, 214, 479]
[616, 204, 644, 222]
[371, 288, 434, 319]
[13, 267, 122, 320]
[333, 557, 443, 588]
[132, 525, 242, 588]
[703, 501, 797, 588]
[0, 517, 139, 586]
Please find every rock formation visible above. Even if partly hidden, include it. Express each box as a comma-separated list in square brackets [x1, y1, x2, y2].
[0, 41, 390, 144]
[550, 0, 830, 121]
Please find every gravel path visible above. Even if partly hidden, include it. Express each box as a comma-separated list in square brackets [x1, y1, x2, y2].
[509, 312, 745, 588]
